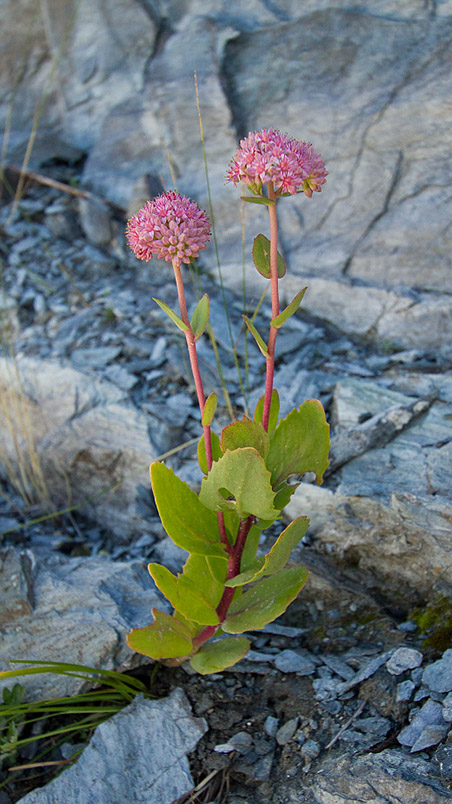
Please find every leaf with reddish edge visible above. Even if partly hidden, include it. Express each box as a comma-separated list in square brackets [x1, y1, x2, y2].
[254, 390, 280, 436]
[198, 432, 222, 475]
[221, 416, 270, 459]
[153, 297, 189, 332]
[271, 288, 307, 329]
[266, 400, 330, 488]
[151, 462, 226, 558]
[222, 566, 309, 633]
[190, 636, 251, 674]
[243, 315, 269, 358]
[126, 609, 193, 660]
[199, 447, 279, 521]
[252, 233, 287, 279]
[148, 563, 220, 626]
[202, 392, 217, 427]
[190, 293, 210, 340]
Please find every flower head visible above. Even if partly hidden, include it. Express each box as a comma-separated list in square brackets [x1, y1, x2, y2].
[226, 129, 327, 198]
[126, 191, 211, 266]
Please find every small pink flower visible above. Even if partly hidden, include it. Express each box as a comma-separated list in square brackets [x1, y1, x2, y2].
[226, 129, 327, 198]
[126, 191, 211, 266]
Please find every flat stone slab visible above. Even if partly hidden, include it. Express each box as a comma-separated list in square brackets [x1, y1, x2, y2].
[0, 547, 165, 700]
[16, 689, 207, 804]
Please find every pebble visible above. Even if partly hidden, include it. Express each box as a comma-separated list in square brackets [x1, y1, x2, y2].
[301, 739, 320, 759]
[398, 698, 448, 752]
[214, 731, 253, 754]
[442, 691, 452, 722]
[264, 716, 279, 738]
[422, 649, 452, 693]
[396, 680, 416, 702]
[386, 647, 423, 675]
[276, 718, 299, 746]
[272, 649, 317, 676]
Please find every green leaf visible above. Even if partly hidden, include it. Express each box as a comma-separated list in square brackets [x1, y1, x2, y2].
[266, 400, 330, 487]
[241, 195, 274, 207]
[126, 609, 193, 659]
[242, 315, 269, 358]
[190, 637, 251, 674]
[182, 553, 227, 609]
[273, 482, 298, 511]
[239, 524, 260, 571]
[224, 558, 265, 588]
[202, 392, 217, 427]
[222, 566, 309, 633]
[252, 234, 286, 279]
[271, 288, 307, 328]
[254, 390, 280, 436]
[148, 563, 220, 625]
[199, 448, 279, 521]
[198, 432, 222, 475]
[150, 462, 227, 558]
[153, 298, 189, 332]
[220, 417, 270, 459]
[225, 517, 309, 587]
[190, 294, 210, 340]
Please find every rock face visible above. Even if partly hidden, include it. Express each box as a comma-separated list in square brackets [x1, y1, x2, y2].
[311, 749, 451, 804]
[0, 356, 156, 539]
[287, 376, 452, 608]
[0, 546, 167, 699]
[1, 1, 451, 348]
[16, 689, 207, 804]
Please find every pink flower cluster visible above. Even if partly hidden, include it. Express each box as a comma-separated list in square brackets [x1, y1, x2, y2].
[226, 129, 327, 198]
[126, 191, 211, 266]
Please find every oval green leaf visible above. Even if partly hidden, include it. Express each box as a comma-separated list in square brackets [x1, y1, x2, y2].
[254, 389, 280, 436]
[202, 392, 217, 427]
[252, 234, 286, 279]
[266, 400, 330, 487]
[191, 294, 210, 340]
[199, 447, 278, 521]
[220, 417, 269, 459]
[190, 636, 251, 674]
[222, 566, 309, 634]
[126, 609, 193, 660]
[150, 462, 227, 558]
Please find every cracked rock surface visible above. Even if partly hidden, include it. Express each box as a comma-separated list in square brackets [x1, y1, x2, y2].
[1, 0, 451, 347]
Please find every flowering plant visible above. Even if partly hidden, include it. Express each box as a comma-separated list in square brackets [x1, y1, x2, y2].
[126, 129, 329, 674]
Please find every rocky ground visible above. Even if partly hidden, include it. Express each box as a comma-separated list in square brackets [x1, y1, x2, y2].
[0, 165, 452, 803]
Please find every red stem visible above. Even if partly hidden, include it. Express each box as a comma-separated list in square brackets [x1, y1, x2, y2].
[192, 515, 254, 651]
[172, 260, 231, 553]
[262, 183, 279, 432]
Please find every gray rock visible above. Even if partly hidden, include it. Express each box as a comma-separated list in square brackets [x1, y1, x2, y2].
[276, 717, 299, 746]
[386, 647, 423, 676]
[264, 715, 279, 738]
[287, 379, 452, 606]
[272, 649, 317, 676]
[336, 651, 393, 695]
[0, 356, 157, 538]
[0, 547, 166, 700]
[423, 650, 452, 694]
[301, 739, 320, 760]
[398, 699, 448, 752]
[214, 731, 253, 754]
[397, 680, 416, 703]
[78, 197, 113, 246]
[310, 749, 451, 803]
[16, 689, 206, 804]
[442, 691, 452, 722]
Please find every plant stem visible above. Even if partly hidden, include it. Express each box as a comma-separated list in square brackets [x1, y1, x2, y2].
[192, 515, 254, 651]
[262, 183, 279, 432]
[172, 260, 213, 469]
[172, 260, 231, 554]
